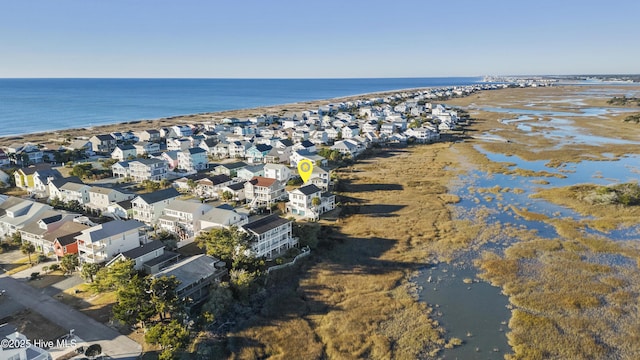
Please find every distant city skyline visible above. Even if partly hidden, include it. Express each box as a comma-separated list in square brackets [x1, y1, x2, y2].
[1, 0, 638, 78]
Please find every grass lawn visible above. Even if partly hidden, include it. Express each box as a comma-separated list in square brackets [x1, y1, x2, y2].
[58, 283, 116, 323]
[5, 256, 34, 275]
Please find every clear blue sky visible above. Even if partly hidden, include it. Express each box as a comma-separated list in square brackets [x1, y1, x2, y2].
[1, 0, 638, 78]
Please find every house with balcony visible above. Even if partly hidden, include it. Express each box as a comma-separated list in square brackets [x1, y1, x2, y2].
[106, 240, 178, 273]
[241, 214, 296, 259]
[134, 141, 161, 156]
[167, 138, 192, 152]
[195, 174, 233, 198]
[0, 197, 53, 237]
[306, 166, 331, 191]
[75, 219, 148, 264]
[158, 200, 213, 242]
[6, 143, 44, 166]
[286, 184, 336, 220]
[151, 254, 227, 305]
[244, 176, 286, 209]
[136, 129, 161, 143]
[111, 144, 137, 161]
[89, 134, 117, 155]
[177, 147, 208, 172]
[131, 187, 181, 225]
[171, 125, 193, 138]
[19, 211, 79, 254]
[263, 163, 292, 182]
[87, 186, 135, 212]
[128, 158, 169, 182]
[245, 144, 273, 164]
[44, 220, 89, 259]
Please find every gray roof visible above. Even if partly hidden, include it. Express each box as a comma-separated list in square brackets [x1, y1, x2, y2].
[135, 187, 180, 205]
[296, 184, 322, 196]
[165, 199, 212, 214]
[242, 214, 291, 235]
[153, 254, 225, 293]
[77, 220, 145, 243]
[121, 240, 165, 259]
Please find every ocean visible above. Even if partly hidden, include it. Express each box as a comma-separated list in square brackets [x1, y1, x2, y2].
[0, 77, 481, 137]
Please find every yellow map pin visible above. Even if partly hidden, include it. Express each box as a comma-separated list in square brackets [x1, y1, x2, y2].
[297, 159, 314, 183]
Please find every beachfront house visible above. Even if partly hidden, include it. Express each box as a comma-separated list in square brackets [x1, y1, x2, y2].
[111, 144, 137, 161]
[136, 129, 161, 143]
[171, 125, 193, 138]
[89, 134, 117, 155]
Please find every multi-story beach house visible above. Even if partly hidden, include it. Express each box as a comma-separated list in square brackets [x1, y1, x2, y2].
[263, 163, 292, 182]
[177, 147, 208, 172]
[241, 214, 297, 259]
[131, 187, 181, 225]
[87, 186, 135, 212]
[19, 210, 78, 254]
[0, 197, 53, 237]
[136, 129, 161, 143]
[286, 184, 336, 220]
[158, 199, 213, 241]
[89, 134, 117, 155]
[75, 219, 148, 264]
[244, 176, 286, 208]
[128, 158, 169, 182]
[111, 144, 137, 161]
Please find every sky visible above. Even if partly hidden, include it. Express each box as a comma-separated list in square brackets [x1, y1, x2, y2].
[0, 0, 638, 78]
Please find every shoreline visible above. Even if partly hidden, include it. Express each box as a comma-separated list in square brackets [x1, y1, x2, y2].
[0, 83, 483, 147]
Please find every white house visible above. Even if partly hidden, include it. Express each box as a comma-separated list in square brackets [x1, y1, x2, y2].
[87, 186, 135, 212]
[171, 125, 193, 138]
[111, 144, 137, 161]
[158, 200, 213, 242]
[405, 126, 440, 143]
[131, 187, 181, 225]
[244, 176, 286, 208]
[263, 163, 292, 182]
[241, 214, 297, 259]
[178, 148, 209, 172]
[167, 138, 192, 152]
[286, 184, 335, 220]
[0, 197, 53, 237]
[199, 206, 249, 231]
[76, 219, 148, 264]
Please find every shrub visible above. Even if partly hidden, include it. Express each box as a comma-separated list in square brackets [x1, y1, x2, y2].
[29, 272, 40, 281]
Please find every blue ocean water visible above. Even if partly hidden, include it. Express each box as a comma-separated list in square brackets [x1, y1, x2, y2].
[0, 78, 480, 137]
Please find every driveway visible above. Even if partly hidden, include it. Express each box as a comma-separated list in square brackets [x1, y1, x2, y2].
[0, 275, 141, 359]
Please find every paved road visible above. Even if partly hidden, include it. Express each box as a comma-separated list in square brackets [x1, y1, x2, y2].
[0, 275, 141, 359]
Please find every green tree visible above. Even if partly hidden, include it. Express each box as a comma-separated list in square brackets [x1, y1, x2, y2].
[10, 232, 22, 246]
[91, 259, 135, 292]
[195, 226, 253, 268]
[159, 179, 171, 189]
[112, 274, 155, 327]
[186, 179, 197, 191]
[80, 262, 100, 282]
[311, 197, 321, 208]
[229, 268, 258, 302]
[59, 254, 79, 275]
[20, 242, 36, 265]
[293, 222, 320, 249]
[148, 275, 181, 321]
[142, 180, 161, 192]
[71, 163, 93, 179]
[201, 283, 233, 322]
[145, 320, 190, 360]
[221, 190, 233, 202]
